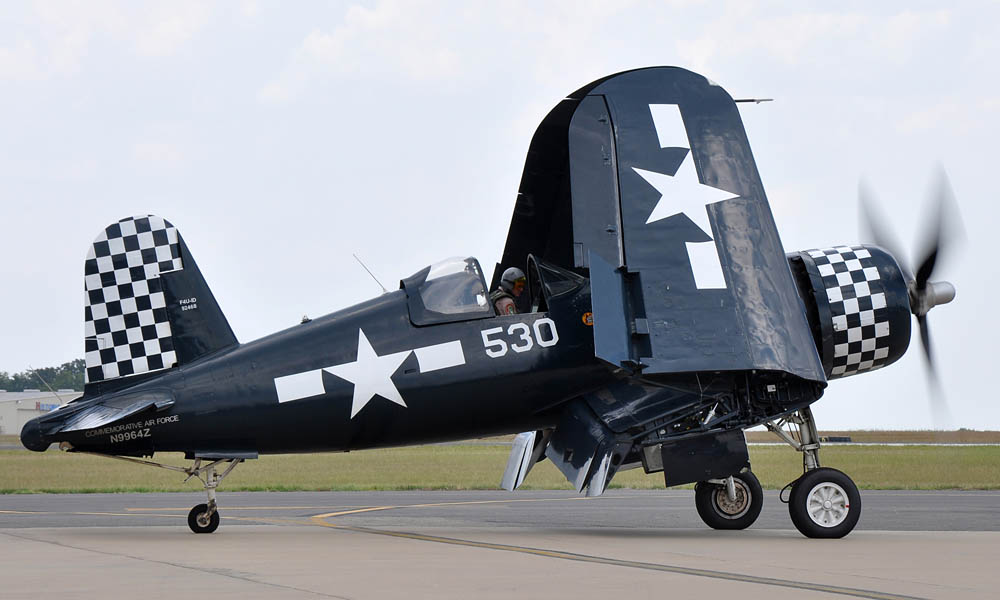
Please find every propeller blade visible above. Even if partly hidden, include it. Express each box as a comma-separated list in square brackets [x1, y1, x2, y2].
[926, 370, 953, 429]
[914, 249, 938, 293]
[858, 180, 913, 282]
[857, 167, 963, 429]
[916, 314, 933, 368]
[917, 314, 953, 428]
[913, 166, 965, 291]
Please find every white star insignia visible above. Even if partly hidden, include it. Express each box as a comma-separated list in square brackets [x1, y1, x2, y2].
[325, 329, 412, 418]
[633, 155, 738, 234]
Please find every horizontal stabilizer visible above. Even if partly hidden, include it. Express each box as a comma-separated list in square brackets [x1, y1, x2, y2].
[37, 391, 174, 435]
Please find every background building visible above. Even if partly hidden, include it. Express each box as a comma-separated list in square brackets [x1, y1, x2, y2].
[0, 390, 77, 437]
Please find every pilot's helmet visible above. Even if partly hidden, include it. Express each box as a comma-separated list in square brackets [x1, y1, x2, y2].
[500, 267, 526, 294]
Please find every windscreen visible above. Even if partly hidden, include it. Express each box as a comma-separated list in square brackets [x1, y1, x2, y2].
[401, 257, 492, 325]
[421, 258, 490, 316]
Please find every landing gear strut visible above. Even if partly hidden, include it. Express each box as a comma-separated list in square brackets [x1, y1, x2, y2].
[182, 458, 243, 534]
[765, 407, 861, 538]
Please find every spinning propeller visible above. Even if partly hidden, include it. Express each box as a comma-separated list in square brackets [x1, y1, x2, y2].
[859, 168, 964, 425]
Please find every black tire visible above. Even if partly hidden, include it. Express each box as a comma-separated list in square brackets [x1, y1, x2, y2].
[788, 467, 861, 539]
[187, 503, 220, 534]
[694, 471, 763, 530]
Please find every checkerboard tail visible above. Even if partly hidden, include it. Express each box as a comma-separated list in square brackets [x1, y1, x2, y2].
[83, 216, 238, 387]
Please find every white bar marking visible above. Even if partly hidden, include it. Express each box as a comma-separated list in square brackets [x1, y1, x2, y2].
[686, 241, 727, 289]
[274, 369, 325, 403]
[414, 340, 465, 373]
[649, 104, 688, 149]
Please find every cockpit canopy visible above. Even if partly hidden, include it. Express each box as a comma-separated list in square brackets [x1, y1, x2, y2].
[400, 257, 492, 326]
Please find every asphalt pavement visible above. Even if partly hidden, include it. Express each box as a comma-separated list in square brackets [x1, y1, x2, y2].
[2, 490, 998, 600]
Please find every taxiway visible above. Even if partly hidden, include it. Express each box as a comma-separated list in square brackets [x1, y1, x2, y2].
[1, 490, 997, 599]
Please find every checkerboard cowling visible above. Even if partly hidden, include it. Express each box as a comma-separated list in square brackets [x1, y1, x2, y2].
[84, 216, 184, 384]
[806, 245, 891, 378]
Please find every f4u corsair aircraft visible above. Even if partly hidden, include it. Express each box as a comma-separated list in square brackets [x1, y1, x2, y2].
[22, 67, 958, 538]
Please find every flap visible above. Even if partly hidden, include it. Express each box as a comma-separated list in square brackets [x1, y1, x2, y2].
[543, 400, 630, 496]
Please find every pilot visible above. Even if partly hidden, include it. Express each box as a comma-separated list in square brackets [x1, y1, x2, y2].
[491, 267, 526, 315]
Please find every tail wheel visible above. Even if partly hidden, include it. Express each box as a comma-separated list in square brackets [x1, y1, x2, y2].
[788, 467, 861, 538]
[188, 503, 220, 534]
[695, 471, 763, 530]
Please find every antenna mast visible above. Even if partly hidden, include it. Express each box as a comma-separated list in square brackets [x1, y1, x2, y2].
[353, 254, 388, 294]
[28, 365, 64, 404]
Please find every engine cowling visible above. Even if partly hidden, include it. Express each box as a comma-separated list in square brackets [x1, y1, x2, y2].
[787, 245, 911, 380]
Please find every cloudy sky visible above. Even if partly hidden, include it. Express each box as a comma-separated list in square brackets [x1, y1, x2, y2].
[1, 1, 996, 429]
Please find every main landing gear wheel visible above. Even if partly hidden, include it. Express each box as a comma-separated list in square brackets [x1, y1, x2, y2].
[766, 407, 863, 538]
[695, 471, 763, 530]
[788, 467, 861, 538]
[188, 503, 220, 534]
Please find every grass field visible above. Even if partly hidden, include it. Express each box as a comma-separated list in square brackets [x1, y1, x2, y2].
[743, 429, 1000, 444]
[1, 443, 998, 493]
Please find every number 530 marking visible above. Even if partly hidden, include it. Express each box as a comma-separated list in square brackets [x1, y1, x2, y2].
[481, 318, 560, 358]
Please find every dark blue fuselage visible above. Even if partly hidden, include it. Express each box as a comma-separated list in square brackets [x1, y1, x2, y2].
[26, 286, 609, 457]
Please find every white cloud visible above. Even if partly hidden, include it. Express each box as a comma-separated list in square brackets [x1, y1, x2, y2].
[967, 31, 1000, 66]
[259, 1, 465, 103]
[257, 0, 654, 105]
[29, 0, 122, 73]
[0, 40, 41, 80]
[896, 98, 965, 134]
[880, 9, 951, 62]
[677, 9, 869, 69]
[0, 0, 214, 81]
[130, 2, 213, 57]
[894, 93, 1000, 138]
[676, 7, 953, 71]
[240, 0, 261, 19]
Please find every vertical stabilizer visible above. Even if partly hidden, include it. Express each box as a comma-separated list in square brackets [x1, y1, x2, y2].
[83, 216, 237, 390]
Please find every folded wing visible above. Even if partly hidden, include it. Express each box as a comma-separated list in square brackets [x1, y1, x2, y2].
[496, 67, 824, 381]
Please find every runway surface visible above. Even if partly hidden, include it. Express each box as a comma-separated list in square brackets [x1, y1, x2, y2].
[2, 490, 998, 599]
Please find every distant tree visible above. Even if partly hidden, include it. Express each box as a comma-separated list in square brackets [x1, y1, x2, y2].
[0, 360, 84, 391]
